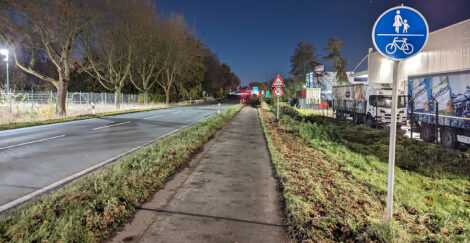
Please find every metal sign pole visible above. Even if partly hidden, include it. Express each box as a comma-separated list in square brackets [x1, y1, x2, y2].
[386, 60, 399, 220]
[276, 96, 280, 120]
[372, 5, 428, 223]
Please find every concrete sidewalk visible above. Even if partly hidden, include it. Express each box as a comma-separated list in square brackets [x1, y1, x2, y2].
[112, 106, 290, 243]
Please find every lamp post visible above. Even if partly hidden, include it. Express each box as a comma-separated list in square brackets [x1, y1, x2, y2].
[1, 49, 10, 111]
[0, 49, 9, 93]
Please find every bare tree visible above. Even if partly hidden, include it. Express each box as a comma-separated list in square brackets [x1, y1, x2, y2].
[173, 38, 205, 101]
[0, 0, 99, 115]
[174, 52, 205, 101]
[80, 0, 136, 109]
[156, 15, 202, 104]
[128, 0, 163, 104]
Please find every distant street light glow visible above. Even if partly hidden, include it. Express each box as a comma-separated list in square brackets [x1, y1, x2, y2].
[0, 49, 8, 61]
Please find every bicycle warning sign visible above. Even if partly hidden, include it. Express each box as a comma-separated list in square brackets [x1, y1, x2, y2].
[372, 6, 428, 60]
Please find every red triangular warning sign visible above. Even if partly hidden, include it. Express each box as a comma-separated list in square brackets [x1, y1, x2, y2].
[271, 74, 285, 87]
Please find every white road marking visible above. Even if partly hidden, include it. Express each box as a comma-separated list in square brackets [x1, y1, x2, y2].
[92, 121, 131, 131]
[0, 135, 66, 151]
[143, 115, 164, 120]
[0, 113, 215, 213]
[170, 110, 183, 115]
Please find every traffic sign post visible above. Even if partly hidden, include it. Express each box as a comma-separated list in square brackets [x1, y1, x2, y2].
[272, 75, 285, 122]
[372, 5, 428, 221]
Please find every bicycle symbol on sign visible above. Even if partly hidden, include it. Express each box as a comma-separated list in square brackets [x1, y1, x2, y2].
[385, 37, 414, 55]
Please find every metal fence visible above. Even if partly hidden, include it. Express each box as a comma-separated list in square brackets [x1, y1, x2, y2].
[309, 99, 334, 117]
[0, 91, 139, 105]
[289, 98, 334, 117]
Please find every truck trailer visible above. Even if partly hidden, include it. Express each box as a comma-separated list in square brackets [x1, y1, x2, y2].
[332, 83, 407, 127]
[408, 70, 470, 147]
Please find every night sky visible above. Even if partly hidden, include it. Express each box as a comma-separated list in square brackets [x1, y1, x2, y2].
[155, 0, 470, 85]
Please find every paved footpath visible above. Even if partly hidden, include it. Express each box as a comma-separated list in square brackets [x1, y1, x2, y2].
[112, 106, 290, 243]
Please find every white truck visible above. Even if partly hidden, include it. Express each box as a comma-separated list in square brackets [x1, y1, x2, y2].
[332, 83, 407, 127]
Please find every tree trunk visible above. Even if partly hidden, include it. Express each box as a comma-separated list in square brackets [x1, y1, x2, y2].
[165, 88, 170, 105]
[56, 52, 71, 116]
[143, 90, 148, 105]
[175, 84, 179, 103]
[56, 75, 68, 116]
[114, 86, 121, 109]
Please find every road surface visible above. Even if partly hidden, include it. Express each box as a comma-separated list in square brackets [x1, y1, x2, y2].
[113, 106, 289, 243]
[0, 103, 234, 211]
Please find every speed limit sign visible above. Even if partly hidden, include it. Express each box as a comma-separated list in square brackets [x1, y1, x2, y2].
[273, 87, 283, 97]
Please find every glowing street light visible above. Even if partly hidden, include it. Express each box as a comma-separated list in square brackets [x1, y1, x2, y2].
[0, 49, 9, 93]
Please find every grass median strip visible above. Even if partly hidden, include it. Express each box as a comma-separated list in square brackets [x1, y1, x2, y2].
[0, 105, 173, 131]
[0, 104, 242, 242]
[259, 103, 470, 242]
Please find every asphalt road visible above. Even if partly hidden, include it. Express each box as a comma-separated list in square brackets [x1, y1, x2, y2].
[0, 103, 235, 211]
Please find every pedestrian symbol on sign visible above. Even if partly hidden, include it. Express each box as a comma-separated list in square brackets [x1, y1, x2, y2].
[393, 10, 403, 33]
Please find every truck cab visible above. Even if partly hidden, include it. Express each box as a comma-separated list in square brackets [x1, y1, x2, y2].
[365, 87, 407, 127]
[332, 83, 407, 128]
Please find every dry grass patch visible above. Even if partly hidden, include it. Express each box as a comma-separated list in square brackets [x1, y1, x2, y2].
[260, 105, 387, 242]
[259, 103, 470, 242]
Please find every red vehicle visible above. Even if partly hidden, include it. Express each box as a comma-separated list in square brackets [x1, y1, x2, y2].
[318, 101, 329, 108]
[238, 89, 260, 106]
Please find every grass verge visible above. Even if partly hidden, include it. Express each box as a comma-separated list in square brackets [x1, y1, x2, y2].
[259, 103, 470, 242]
[0, 104, 242, 242]
[0, 105, 175, 131]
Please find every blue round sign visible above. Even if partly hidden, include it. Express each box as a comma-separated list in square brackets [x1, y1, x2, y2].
[372, 6, 429, 60]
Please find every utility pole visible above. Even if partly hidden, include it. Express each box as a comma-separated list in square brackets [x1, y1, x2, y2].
[1, 49, 10, 111]
[0, 49, 8, 92]
[6, 59, 9, 93]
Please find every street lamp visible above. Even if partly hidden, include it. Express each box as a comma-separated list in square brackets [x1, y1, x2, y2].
[0, 49, 9, 93]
